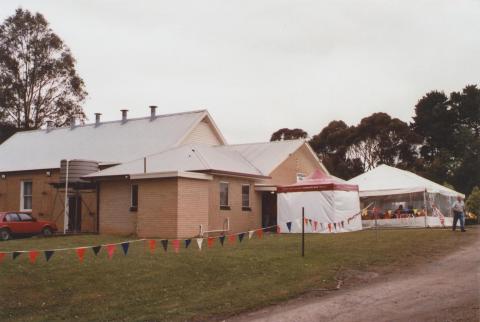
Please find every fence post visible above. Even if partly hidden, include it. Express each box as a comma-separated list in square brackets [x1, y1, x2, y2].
[302, 207, 305, 257]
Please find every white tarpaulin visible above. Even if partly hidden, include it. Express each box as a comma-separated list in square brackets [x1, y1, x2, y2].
[277, 170, 362, 234]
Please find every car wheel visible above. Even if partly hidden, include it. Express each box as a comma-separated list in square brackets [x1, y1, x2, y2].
[0, 229, 11, 241]
[42, 227, 53, 237]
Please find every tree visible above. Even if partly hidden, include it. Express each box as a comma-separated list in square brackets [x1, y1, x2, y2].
[0, 8, 87, 130]
[0, 122, 17, 144]
[309, 120, 363, 179]
[270, 128, 308, 141]
[347, 113, 421, 171]
[466, 186, 480, 223]
[411, 85, 480, 193]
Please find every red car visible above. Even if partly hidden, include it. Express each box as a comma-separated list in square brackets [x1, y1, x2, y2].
[0, 212, 58, 241]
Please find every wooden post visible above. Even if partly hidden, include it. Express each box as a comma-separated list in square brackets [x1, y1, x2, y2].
[302, 207, 305, 257]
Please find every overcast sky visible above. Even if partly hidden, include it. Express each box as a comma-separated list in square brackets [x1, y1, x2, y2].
[1, 1, 479, 143]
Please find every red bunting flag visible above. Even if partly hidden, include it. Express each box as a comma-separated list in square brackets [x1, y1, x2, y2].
[256, 229, 263, 239]
[29, 250, 39, 264]
[0, 252, 5, 263]
[149, 240, 156, 254]
[228, 235, 236, 245]
[76, 248, 86, 262]
[328, 223, 332, 232]
[207, 237, 215, 248]
[313, 221, 318, 231]
[304, 218, 308, 225]
[172, 240, 180, 253]
[276, 225, 281, 234]
[106, 244, 116, 259]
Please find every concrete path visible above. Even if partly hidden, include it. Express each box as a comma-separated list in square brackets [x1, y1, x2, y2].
[231, 230, 480, 322]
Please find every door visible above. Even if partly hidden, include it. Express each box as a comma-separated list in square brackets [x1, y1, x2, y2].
[4, 213, 22, 234]
[262, 192, 277, 228]
[17, 213, 41, 234]
[68, 196, 82, 233]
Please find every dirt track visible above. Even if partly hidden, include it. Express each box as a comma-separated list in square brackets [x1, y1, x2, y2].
[231, 229, 480, 322]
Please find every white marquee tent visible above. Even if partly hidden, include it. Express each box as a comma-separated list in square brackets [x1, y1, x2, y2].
[277, 170, 362, 234]
[348, 164, 465, 228]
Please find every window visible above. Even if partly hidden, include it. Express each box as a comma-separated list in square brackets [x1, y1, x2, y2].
[5, 213, 20, 222]
[130, 184, 138, 212]
[21, 181, 33, 211]
[242, 184, 251, 211]
[219, 182, 230, 210]
[18, 213, 34, 221]
[296, 173, 306, 182]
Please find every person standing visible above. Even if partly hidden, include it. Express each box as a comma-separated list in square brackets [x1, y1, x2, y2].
[451, 196, 466, 232]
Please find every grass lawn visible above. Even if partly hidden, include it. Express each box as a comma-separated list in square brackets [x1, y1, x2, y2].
[0, 228, 477, 321]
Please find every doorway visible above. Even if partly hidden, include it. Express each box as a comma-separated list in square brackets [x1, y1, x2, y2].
[68, 195, 82, 233]
[262, 192, 277, 228]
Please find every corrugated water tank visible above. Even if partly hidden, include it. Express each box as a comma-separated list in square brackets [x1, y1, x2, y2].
[60, 159, 99, 183]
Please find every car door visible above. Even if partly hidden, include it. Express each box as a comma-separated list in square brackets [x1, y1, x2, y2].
[4, 213, 22, 234]
[18, 213, 39, 234]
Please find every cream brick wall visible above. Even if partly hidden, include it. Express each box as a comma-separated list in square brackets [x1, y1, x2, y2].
[268, 144, 324, 185]
[208, 176, 262, 234]
[136, 178, 179, 238]
[99, 180, 136, 235]
[0, 170, 97, 232]
[177, 178, 209, 238]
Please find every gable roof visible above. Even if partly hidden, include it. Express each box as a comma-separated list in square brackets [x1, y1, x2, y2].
[0, 110, 225, 173]
[85, 144, 266, 179]
[348, 164, 464, 198]
[278, 169, 358, 193]
[85, 140, 323, 180]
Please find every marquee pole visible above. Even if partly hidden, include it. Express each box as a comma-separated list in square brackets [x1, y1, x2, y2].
[301, 207, 305, 257]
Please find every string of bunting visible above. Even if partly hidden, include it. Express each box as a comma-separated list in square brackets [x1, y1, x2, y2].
[0, 225, 279, 264]
[283, 210, 363, 233]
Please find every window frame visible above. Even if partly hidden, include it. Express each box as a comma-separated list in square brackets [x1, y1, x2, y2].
[130, 184, 138, 212]
[20, 180, 33, 211]
[241, 184, 251, 211]
[219, 181, 230, 210]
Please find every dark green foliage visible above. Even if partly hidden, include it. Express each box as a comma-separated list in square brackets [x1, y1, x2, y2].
[0, 8, 87, 130]
[270, 128, 308, 141]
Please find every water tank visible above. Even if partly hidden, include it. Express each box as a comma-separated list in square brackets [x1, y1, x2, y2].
[60, 159, 99, 183]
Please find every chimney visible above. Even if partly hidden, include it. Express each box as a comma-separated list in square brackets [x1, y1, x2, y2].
[70, 116, 76, 129]
[121, 109, 128, 123]
[46, 120, 54, 132]
[149, 105, 157, 120]
[95, 113, 102, 126]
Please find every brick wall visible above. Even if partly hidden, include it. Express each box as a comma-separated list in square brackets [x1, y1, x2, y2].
[177, 178, 209, 238]
[98, 180, 136, 235]
[0, 170, 96, 232]
[208, 176, 262, 235]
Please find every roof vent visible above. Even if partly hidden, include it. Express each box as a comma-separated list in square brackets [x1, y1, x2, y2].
[149, 105, 157, 121]
[70, 117, 77, 129]
[95, 113, 102, 126]
[46, 120, 54, 132]
[121, 109, 128, 123]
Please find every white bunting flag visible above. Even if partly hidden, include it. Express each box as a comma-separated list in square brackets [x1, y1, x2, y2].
[196, 238, 203, 251]
[295, 219, 301, 229]
[248, 230, 255, 239]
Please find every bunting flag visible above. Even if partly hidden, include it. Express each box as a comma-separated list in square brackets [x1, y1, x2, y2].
[248, 230, 255, 239]
[121, 242, 130, 255]
[256, 229, 263, 239]
[29, 250, 39, 264]
[295, 219, 301, 229]
[304, 218, 308, 225]
[228, 235, 236, 245]
[196, 238, 203, 250]
[238, 233, 245, 243]
[313, 221, 318, 231]
[207, 237, 215, 248]
[185, 239, 191, 249]
[92, 246, 102, 256]
[148, 240, 156, 254]
[320, 223, 324, 230]
[328, 223, 332, 232]
[12, 251, 21, 260]
[172, 240, 180, 253]
[341, 221, 345, 228]
[334, 223, 337, 230]
[286, 222, 292, 232]
[308, 219, 312, 226]
[106, 244, 116, 259]
[219, 236, 225, 246]
[161, 240, 168, 252]
[276, 225, 281, 234]
[0, 252, 6, 263]
[76, 248, 86, 263]
[44, 250, 54, 262]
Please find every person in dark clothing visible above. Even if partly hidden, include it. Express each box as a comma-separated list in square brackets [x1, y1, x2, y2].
[451, 196, 466, 232]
